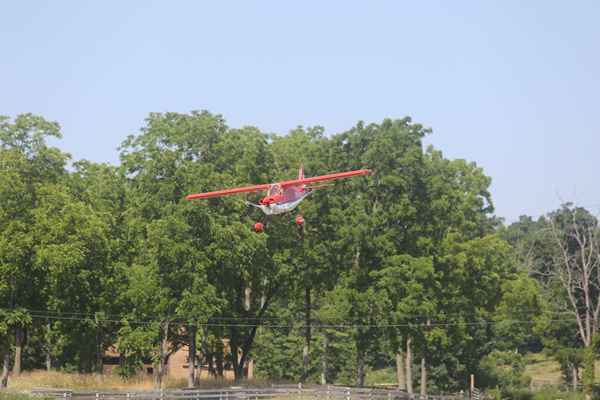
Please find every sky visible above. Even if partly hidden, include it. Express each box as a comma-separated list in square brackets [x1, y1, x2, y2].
[1, 1, 599, 222]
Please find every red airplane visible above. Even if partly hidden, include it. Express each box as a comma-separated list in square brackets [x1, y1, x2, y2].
[186, 166, 371, 232]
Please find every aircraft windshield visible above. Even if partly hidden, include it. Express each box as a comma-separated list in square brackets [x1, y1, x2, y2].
[268, 184, 282, 197]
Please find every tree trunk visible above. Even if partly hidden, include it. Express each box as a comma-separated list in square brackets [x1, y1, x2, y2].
[420, 320, 430, 397]
[232, 288, 273, 382]
[301, 286, 311, 383]
[154, 363, 162, 388]
[244, 286, 251, 311]
[95, 326, 103, 375]
[572, 365, 579, 391]
[420, 356, 427, 398]
[188, 325, 197, 388]
[215, 338, 224, 378]
[321, 331, 329, 385]
[356, 345, 365, 388]
[154, 364, 162, 389]
[13, 327, 24, 376]
[206, 354, 214, 377]
[229, 334, 242, 382]
[396, 348, 406, 390]
[154, 322, 169, 389]
[583, 342, 594, 400]
[45, 321, 52, 371]
[1, 351, 9, 388]
[405, 337, 413, 394]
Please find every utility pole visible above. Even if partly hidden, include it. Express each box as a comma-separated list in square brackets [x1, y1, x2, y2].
[321, 330, 329, 384]
[298, 216, 311, 383]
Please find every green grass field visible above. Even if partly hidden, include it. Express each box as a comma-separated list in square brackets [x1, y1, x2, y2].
[364, 353, 567, 388]
[523, 353, 563, 385]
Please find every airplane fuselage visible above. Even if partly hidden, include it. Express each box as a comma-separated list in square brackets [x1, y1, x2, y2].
[257, 190, 311, 215]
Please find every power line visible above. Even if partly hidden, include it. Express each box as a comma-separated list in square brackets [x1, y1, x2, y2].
[17, 309, 299, 321]
[11, 310, 580, 330]
[15, 307, 576, 321]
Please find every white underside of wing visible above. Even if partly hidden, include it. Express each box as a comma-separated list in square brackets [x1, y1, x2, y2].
[260, 197, 304, 215]
[252, 192, 311, 215]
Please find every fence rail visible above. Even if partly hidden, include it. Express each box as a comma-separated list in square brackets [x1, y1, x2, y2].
[30, 385, 463, 400]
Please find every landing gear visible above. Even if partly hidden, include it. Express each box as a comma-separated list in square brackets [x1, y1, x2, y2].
[296, 214, 304, 240]
[254, 215, 271, 233]
[252, 215, 304, 232]
[254, 222, 265, 233]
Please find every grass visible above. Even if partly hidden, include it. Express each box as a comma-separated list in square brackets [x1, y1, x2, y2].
[524, 353, 563, 385]
[5, 370, 284, 391]
[364, 368, 397, 387]
[532, 388, 584, 400]
[0, 354, 591, 393]
[363, 353, 567, 388]
[5, 370, 188, 391]
[0, 392, 51, 400]
[524, 352, 600, 386]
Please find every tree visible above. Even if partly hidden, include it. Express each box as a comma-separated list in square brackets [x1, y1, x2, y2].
[67, 161, 130, 373]
[546, 205, 600, 399]
[0, 114, 68, 383]
[492, 274, 544, 354]
[479, 350, 528, 396]
[547, 206, 600, 348]
[118, 111, 224, 387]
[506, 205, 600, 395]
[319, 119, 427, 387]
[32, 183, 112, 372]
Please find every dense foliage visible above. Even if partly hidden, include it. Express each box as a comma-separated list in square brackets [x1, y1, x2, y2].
[0, 112, 598, 395]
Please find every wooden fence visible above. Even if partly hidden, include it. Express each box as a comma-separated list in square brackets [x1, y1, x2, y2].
[30, 384, 464, 400]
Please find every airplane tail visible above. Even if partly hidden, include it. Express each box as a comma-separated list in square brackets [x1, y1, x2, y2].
[298, 165, 304, 180]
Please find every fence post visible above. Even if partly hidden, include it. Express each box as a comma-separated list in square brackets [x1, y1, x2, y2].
[470, 375, 475, 400]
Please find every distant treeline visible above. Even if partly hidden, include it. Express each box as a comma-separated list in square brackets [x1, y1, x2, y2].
[0, 112, 598, 396]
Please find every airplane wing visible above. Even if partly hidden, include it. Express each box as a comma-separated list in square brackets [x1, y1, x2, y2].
[186, 169, 370, 200]
[186, 183, 271, 200]
[280, 169, 371, 188]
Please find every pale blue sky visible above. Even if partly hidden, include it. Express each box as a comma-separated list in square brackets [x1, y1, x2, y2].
[1, 1, 599, 222]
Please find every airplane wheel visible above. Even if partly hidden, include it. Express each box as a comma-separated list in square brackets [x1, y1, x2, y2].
[295, 215, 304, 225]
[254, 222, 264, 232]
